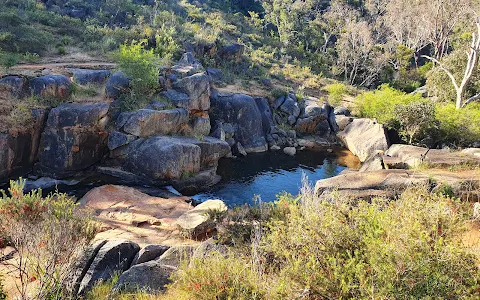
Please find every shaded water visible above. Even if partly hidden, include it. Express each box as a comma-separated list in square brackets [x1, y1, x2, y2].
[192, 150, 357, 207]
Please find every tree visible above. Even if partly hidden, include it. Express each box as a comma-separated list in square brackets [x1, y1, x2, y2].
[423, 21, 480, 109]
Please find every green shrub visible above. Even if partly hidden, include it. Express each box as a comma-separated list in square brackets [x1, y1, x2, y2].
[56, 45, 67, 55]
[325, 82, 347, 106]
[394, 100, 436, 144]
[0, 50, 21, 71]
[264, 187, 478, 299]
[116, 40, 161, 110]
[435, 102, 480, 146]
[0, 178, 95, 299]
[357, 85, 423, 128]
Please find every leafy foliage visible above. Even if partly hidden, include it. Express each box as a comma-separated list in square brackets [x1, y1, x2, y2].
[116, 40, 161, 110]
[435, 102, 480, 147]
[357, 85, 423, 128]
[0, 178, 96, 299]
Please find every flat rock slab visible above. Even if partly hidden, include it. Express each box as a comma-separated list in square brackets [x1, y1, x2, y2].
[385, 144, 480, 169]
[80, 185, 194, 247]
[315, 169, 480, 201]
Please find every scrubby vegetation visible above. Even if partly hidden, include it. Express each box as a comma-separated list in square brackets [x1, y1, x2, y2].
[88, 182, 480, 299]
[0, 179, 95, 299]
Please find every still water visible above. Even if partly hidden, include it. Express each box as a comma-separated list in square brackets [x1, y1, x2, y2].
[192, 150, 356, 207]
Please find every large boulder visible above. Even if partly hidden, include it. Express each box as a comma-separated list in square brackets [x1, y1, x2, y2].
[78, 240, 140, 295]
[38, 103, 109, 178]
[0, 76, 28, 98]
[112, 261, 175, 294]
[210, 91, 268, 153]
[0, 109, 47, 182]
[337, 118, 389, 162]
[176, 199, 227, 239]
[67, 68, 111, 85]
[122, 108, 189, 137]
[171, 73, 210, 111]
[29, 74, 71, 99]
[124, 136, 202, 182]
[105, 72, 130, 98]
[220, 44, 245, 62]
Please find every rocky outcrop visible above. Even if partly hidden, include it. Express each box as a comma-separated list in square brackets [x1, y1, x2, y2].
[383, 144, 480, 169]
[29, 74, 72, 98]
[38, 102, 109, 178]
[122, 108, 189, 137]
[337, 118, 389, 162]
[176, 199, 227, 240]
[157, 245, 197, 268]
[315, 169, 480, 201]
[171, 73, 210, 112]
[106, 72, 130, 98]
[210, 91, 268, 153]
[219, 43, 245, 62]
[78, 240, 140, 295]
[0, 76, 28, 98]
[67, 68, 112, 85]
[112, 261, 175, 294]
[0, 109, 47, 181]
[80, 185, 192, 244]
[131, 245, 170, 266]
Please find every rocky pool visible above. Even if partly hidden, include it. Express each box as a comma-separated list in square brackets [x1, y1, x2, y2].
[192, 149, 359, 207]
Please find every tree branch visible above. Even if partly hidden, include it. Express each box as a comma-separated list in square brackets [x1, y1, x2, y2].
[462, 93, 480, 107]
[421, 55, 459, 91]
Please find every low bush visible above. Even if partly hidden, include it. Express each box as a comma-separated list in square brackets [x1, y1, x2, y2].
[435, 102, 480, 147]
[159, 185, 479, 299]
[0, 278, 5, 300]
[116, 40, 161, 110]
[394, 100, 436, 144]
[324, 82, 347, 106]
[357, 84, 423, 128]
[0, 178, 95, 299]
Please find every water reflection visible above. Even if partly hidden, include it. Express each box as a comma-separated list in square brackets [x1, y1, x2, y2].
[193, 150, 349, 207]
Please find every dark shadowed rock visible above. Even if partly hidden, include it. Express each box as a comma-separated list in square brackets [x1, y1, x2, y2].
[78, 240, 140, 295]
[206, 67, 223, 83]
[333, 106, 351, 116]
[30, 74, 71, 99]
[210, 91, 268, 153]
[112, 261, 175, 294]
[254, 97, 274, 136]
[232, 142, 247, 157]
[64, 240, 107, 296]
[68, 68, 111, 85]
[106, 72, 130, 98]
[122, 108, 189, 137]
[108, 131, 137, 151]
[220, 43, 245, 62]
[131, 245, 170, 266]
[0, 76, 28, 98]
[38, 103, 109, 178]
[279, 96, 300, 118]
[0, 109, 47, 181]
